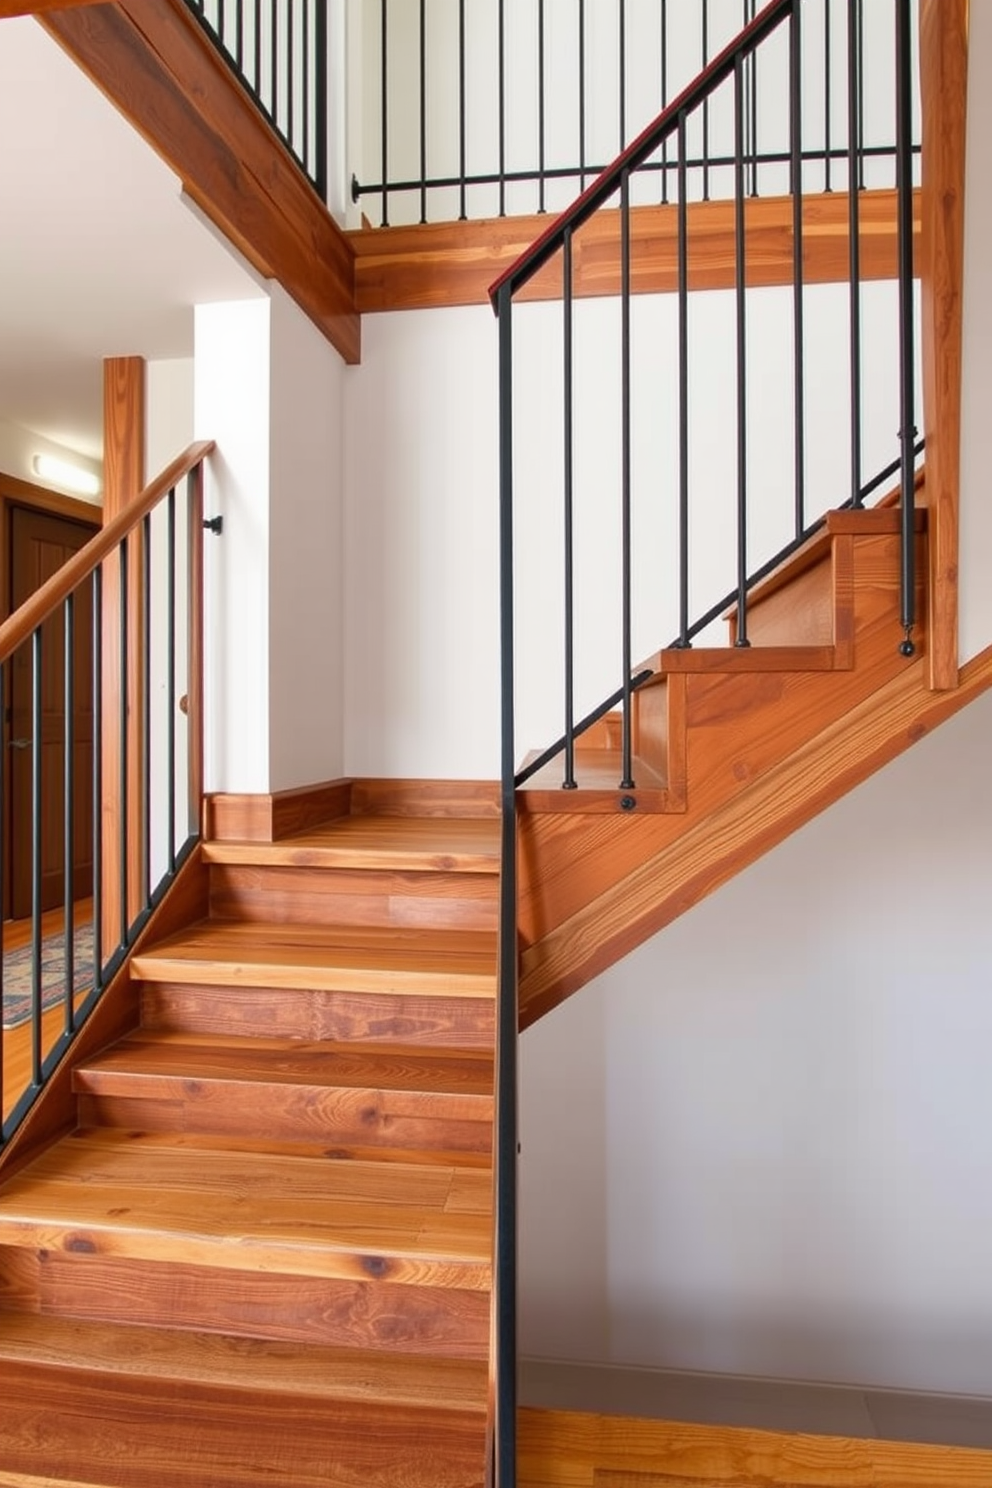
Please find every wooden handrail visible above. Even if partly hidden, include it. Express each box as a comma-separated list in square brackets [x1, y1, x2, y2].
[0, 441, 214, 664]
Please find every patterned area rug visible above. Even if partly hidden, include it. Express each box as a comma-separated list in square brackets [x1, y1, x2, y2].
[2, 922, 94, 1029]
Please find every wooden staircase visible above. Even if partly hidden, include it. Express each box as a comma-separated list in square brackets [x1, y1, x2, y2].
[0, 795, 500, 1487]
[515, 501, 940, 1024]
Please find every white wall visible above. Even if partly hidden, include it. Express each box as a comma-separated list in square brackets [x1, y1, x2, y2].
[343, 283, 917, 778]
[958, 0, 992, 667]
[520, 686, 992, 1396]
[196, 291, 346, 796]
[0, 416, 103, 501]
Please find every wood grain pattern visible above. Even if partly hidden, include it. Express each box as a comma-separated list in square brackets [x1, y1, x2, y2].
[517, 528, 931, 1016]
[0, 848, 210, 1182]
[350, 778, 501, 819]
[204, 814, 501, 873]
[207, 863, 499, 932]
[920, 0, 968, 691]
[518, 1407, 992, 1486]
[42, 0, 360, 364]
[139, 978, 496, 1049]
[352, 189, 920, 313]
[132, 921, 498, 997]
[204, 780, 354, 842]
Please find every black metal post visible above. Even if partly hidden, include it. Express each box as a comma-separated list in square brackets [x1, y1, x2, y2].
[458, 0, 467, 219]
[677, 110, 690, 648]
[848, 0, 863, 507]
[563, 229, 576, 790]
[31, 628, 43, 1086]
[824, 0, 833, 191]
[419, 0, 427, 222]
[579, 0, 587, 191]
[895, 0, 916, 654]
[702, 0, 710, 200]
[538, 0, 546, 212]
[734, 55, 750, 646]
[498, 0, 506, 215]
[142, 514, 152, 908]
[660, 0, 669, 203]
[64, 596, 76, 1036]
[167, 489, 177, 872]
[119, 539, 129, 948]
[495, 279, 518, 1488]
[791, 3, 806, 539]
[619, 0, 627, 152]
[380, 0, 389, 225]
[620, 169, 635, 788]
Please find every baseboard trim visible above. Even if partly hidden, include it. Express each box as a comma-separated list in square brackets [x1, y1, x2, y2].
[205, 781, 353, 843]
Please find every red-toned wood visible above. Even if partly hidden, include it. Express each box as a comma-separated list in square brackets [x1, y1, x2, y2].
[205, 780, 354, 843]
[920, 0, 968, 691]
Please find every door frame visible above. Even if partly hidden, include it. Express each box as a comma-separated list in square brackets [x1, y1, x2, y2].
[1, 470, 101, 922]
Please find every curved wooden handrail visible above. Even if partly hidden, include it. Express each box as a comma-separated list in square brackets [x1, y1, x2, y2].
[0, 440, 214, 665]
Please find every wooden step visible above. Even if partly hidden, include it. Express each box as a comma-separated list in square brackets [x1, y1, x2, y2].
[0, 1316, 488, 1488]
[139, 976, 496, 1049]
[0, 1237, 490, 1356]
[203, 813, 501, 872]
[131, 922, 498, 998]
[74, 1033, 494, 1155]
[207, 862, 499, 932]
[517, 749, 676, 815]
[0, 1128, 491, 1292]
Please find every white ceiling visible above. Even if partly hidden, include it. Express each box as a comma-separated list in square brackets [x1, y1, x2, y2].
[0, 15, 265, 461]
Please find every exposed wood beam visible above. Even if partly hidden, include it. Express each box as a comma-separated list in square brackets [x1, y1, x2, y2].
[41, 0, 360, 365]
[351, 189, 921, 314]
[0, 1, 93, 14]
[920, 0, 968, 690]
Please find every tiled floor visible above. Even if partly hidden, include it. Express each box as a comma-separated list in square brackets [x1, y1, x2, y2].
[520, 1358, 992, 1447]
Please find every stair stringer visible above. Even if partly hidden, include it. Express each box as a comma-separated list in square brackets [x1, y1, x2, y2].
[516, 519, 972, 1027]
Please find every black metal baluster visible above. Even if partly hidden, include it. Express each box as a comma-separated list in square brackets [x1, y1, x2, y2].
[895, 0, 916, 654]
[538, 0, 546, 212]
[301, 0, 310, 183]
[498, 0, 506, 215]
[847, 0, 863, 507]
[660, 0, 669, 203]
[63, 596, 75, 1036]
[734, 56, 750, 646]
[750, 3, 759, 197]
[167, 489, 177, 874]
[791, 4, 806, 539]
[30, 628, 42, 1086]
[419, 0, 427, 222]
[142, 515, 152, 909]
[495, 278, 518, 1488]
[458, 0, 467, 219]
[254, 0, 262, 107]
[92, 569, 103, 991]
[824, 0, 833, 190]
[314, 0, 327, 200]
[677, 111, 690, 648]
[119, 539, 129, 948]
[702, 0, 710, 200]
[857, 0, 865, 189]
[271, 0, 279, 136]
[620, 169, 634, 789]
[235, 0, 244, 71]
[579, 0, 587, 191]
[287, 0, 296, 161]
[563, 229, 576, 790]
[380, 0, 389, 225]
[619, 0, 627, 153]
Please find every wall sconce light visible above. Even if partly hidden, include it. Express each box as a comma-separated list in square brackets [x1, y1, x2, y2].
[32, 452, 102, 499]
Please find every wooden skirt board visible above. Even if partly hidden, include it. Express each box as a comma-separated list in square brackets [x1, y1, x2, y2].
[516, 1408, 992, 1486]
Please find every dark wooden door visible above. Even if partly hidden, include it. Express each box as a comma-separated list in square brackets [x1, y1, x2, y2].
[8, 507, 98, 919]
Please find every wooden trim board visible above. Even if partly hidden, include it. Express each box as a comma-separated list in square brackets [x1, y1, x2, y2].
[518, 1407, 992, 1486]
[920, 0, 968, 690]
[205, 781, 354, 843]
[351, 189, 921, 313]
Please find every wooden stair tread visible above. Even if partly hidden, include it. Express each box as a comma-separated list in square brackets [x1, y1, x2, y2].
[76, 1032, 494, 1098]
[656, 643, 837, 673]
[0, 1314, 489, 1412]
[0, 1128, 491, 1287]
[204, 815, 501, 872]
[132, 921, 498, 997]
[517, 750, 675, 818]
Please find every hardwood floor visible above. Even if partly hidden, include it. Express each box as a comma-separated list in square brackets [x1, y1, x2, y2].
[0, 810, 499, 1486]
[2, 901, 93, 1123]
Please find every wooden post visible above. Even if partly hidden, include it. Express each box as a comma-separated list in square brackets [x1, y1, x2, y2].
[101, 356, 145, 956]
[920, 0, 969, 691]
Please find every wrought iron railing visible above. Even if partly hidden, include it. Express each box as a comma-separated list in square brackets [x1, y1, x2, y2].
[489, 2, 921, 1481]
[0, 443, 213, 1149]
[352, 0, 920, 228]
[182, 0, 327, 198]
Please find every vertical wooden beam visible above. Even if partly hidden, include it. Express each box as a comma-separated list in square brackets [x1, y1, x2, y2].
[101, 356, 145, 954]
[920, 0, 969, 690]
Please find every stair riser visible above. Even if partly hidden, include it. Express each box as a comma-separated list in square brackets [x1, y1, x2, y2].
[0, 1364, 487, 1488]
[0, 1248, 490, 1358]
[139, 981, 496, 1048]
[76, 1084, 494, 1155]
[208, 864, 498, 932]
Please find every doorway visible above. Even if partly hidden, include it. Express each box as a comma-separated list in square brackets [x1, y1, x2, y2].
[7, 506, 99, 920]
